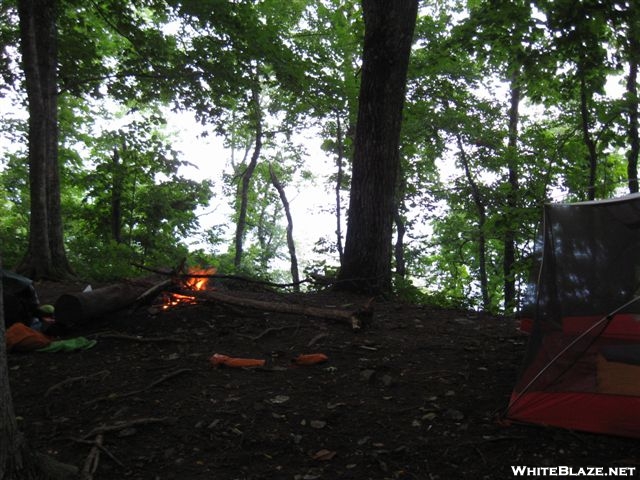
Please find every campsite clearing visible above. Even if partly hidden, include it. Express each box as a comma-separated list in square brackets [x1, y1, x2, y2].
[7, 281, 640, 479]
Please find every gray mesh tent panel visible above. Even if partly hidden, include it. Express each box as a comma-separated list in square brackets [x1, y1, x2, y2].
[506, 194, 640, 437]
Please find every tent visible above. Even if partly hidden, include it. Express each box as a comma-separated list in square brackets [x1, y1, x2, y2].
[2, 269, 39, 327]
[505, 193, 640, 438]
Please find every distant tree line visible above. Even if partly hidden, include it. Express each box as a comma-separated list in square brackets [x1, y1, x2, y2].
[0, 0, 637, 314]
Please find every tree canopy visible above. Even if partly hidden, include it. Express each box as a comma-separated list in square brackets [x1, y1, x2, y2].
[0, 0, 638, 312]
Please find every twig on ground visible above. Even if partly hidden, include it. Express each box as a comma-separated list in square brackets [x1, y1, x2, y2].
[80, 434, 103, 480]
[307, 333, 329, 347]
[473, 445, 488, 464]
[66, 437, 127, 469]
[85, 368, 192, 406]
[91, 332, 188, 343]
[237, 325, 299, 341]
[45, 370, 110, 398]
[82, 417, 174, 440]
[143, 368, 191, 391]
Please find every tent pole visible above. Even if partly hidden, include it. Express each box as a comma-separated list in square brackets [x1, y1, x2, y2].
[507, 294, 640, 412]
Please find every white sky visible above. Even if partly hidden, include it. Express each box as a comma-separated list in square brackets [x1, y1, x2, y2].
[164, 109, 341, 268]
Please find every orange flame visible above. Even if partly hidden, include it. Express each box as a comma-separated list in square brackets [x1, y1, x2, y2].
[162, 292, 197, 310]
[161, 266, 216, 310]
[183, 266, 216, 291]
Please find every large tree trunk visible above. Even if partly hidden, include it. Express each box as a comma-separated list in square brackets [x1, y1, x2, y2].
[16, 0, 73, 280]
[626, 3, 639, 194]
[337, 0, 418, 294]
[503, 70, 521, 314]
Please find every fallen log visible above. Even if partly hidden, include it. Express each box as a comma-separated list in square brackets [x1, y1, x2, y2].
[188, 289, 373, 330]
[55, 281, 157, 326]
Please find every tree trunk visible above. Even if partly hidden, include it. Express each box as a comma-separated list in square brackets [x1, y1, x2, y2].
[1, 256, 78, 479]
[1, 262, 16, 477]
[503, 70, 521, 314]
[234, 84, 262, 269]
[1, 257, 35, 479]
[626, 3, 639, 194]
[269, 163, 300, 291]
[16, 0, 73, 280]
[393, 159, 406, 278]
[337, 0, 418, 294]
[111, 142, 125, 244]
[0, 404, 32, 478]
[457, 135, 490, 310]
[334, 111, 345, 264]
[579, 75, 598, 201]
[393, 210, 407, 278]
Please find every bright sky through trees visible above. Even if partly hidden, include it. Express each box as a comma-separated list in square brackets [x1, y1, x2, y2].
[1, 0, 638, 310]
[164, 109, 339, 266]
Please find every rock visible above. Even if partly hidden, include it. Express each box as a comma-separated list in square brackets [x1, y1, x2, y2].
[422, 412, 437, 421]
[444, 408, 465, 421]
[381, 374, 395, 387]
[269, 395, 290, 404]
[310, 420, 327, 429]
[360, 369, 376, 382]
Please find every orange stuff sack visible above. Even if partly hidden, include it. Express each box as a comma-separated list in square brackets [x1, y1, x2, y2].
[5, 323, 52, 352]
[209, 353, 265, 368]
[292, 353, 328, 366]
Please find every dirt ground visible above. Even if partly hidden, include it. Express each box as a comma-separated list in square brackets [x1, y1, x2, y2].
[7, 279, 640, 480]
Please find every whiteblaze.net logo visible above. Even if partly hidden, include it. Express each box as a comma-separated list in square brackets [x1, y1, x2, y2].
[511, 466, 637, 477]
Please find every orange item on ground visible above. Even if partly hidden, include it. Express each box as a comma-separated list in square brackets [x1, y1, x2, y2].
[292, 353, 328, 366]
[209, 353, 266, 368]
[5, 323, 52, 352]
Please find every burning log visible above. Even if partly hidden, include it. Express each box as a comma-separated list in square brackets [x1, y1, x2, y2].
[186, 289, 373, 330]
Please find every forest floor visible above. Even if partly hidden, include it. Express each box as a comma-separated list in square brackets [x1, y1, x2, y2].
[7, 279, 640, 480]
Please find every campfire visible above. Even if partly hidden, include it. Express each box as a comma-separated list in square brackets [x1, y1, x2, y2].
[53, 263, 371, 331]
[161, 292, 198, 309]
[162, 266, 216, 310]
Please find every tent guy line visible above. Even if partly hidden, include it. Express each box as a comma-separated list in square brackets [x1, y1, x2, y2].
[507, 293, 640, 412]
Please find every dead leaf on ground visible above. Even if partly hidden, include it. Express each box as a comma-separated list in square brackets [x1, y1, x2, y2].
[312, 449, 337, 461]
